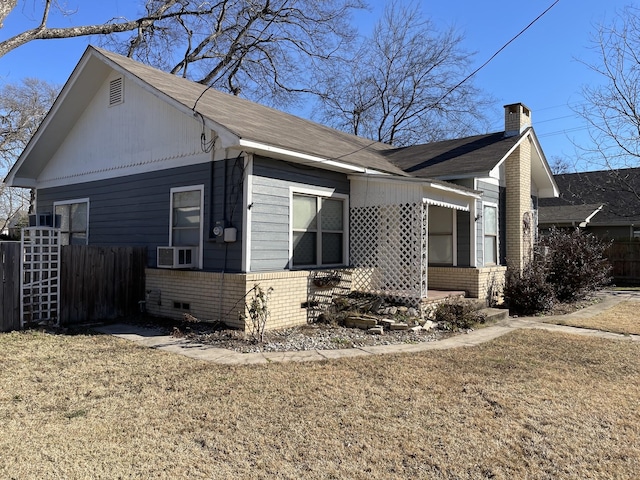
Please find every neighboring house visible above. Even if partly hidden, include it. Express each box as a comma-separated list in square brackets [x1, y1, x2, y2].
[5, 46, 557, 329]
[539, 168, 640, 239]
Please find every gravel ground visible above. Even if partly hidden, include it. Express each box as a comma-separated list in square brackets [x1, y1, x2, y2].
[132, 294, 603, 354]
[178, 322, 452, 353]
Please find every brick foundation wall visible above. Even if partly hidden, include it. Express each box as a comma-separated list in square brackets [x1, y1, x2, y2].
[428, 266, 506, 304]
[145, 268, 354, 331]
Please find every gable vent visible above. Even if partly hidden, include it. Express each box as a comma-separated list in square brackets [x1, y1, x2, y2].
[109, 77, 124, 106]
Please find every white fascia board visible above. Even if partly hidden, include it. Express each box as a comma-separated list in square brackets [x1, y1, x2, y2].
[6, 177, 37, 188]
[236, 139, 387, 175]
[529, 130, 560, 197]
[584, 205, 604, 224]
[492, 133, 526, 171]
[492, 129, 559, 198]
[5, 49, 96, 186]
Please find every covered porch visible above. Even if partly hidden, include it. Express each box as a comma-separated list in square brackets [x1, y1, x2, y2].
[348, 174, 504, 306]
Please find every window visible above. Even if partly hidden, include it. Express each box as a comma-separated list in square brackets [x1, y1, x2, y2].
[291, 192, 346, 267]
[54, 199, 89, 246]
[428, 205, 454, 265]
[170, 186, 204, 249]
[484, 204, 498, 265]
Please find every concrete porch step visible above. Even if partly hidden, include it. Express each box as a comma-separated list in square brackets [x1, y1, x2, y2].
[479, 307, 509, 323]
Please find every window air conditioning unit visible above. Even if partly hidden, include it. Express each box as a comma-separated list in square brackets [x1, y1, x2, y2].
[157, 246, 198, 269]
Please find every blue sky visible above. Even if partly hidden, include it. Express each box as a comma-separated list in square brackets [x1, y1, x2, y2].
[0, 0, 632, 170]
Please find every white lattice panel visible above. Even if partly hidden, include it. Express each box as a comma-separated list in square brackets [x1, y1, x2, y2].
[21, 228, 60, 327]
[350, 203, 427, 305]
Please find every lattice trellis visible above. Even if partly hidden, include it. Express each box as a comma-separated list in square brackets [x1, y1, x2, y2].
[350, 202, 427, 305]
[21, 228, 60, 327]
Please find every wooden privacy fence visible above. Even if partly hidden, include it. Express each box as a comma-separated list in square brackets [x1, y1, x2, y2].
[0, 242, 21, 332]
[60, 245, 147, 325]
[0, 244, 147, 331]
[607, 241, 640, 286]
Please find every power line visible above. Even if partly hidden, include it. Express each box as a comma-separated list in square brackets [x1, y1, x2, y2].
[535, 113, 582, 125]
[331, 1, 564, 161]
[434, 0, 561, 107]
[538, 125, 590, 138]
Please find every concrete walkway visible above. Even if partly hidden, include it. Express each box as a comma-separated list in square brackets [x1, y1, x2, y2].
[94, 290, 640, 365]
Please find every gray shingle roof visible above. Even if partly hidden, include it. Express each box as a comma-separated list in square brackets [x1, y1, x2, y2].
[539, 168, 640, 225]
[538, 203, 603, 225]
[382, 131, 526, 178]
[94, 47, 407, 176]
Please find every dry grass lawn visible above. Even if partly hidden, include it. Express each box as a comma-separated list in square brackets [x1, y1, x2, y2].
[1, 328, 639, 479]
[551, 300, 640, 335]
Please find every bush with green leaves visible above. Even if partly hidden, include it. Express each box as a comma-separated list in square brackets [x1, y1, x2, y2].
[505, 228, 612, 315]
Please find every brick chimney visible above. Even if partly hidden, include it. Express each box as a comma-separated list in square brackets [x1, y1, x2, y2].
[504, 103, 531, 137]
[503, 102, 533, 270]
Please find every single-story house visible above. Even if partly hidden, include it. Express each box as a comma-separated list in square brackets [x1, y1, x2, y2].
[5, 46, 558, 329]
[539, 168, 640, 239]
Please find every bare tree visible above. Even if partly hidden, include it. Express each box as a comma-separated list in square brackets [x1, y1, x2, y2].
[312, 0, 492, 146]
[0, 78, 59, 234]
[578, 5, 640, 171]
[549, 155, 575, 175]
[1, 0, 365, 106]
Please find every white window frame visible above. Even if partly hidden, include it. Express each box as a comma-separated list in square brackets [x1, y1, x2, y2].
[483, 202, 499, 266]
[54, 198, 90, 246]
[169, 185, 204, 269]
[427, 205, 457, 266]
[289, 186, 349, 269]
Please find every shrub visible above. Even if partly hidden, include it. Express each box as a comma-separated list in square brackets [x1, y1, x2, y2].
[435, 298, 486, 331]
[542, 228, 612, 302]
[243, 284, 273, 343]
[504, 228, 612, 315]
[504, 258, 555, 315]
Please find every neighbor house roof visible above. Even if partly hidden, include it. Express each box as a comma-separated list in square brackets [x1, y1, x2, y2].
[538, 203, 603, 227]
[539, 168, 640, 226]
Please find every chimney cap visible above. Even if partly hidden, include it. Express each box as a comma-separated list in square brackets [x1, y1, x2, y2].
[504, 103, 532, 137]
[504, 102, 531, 115]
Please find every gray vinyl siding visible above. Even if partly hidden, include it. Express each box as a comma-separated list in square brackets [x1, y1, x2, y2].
[251, 156, 349, 271]
[456, 211, 471, 266]
[37, 161, 243, 271]
[449, 178, 474, 190]
[476, 180, 500, 266]
[206, 158, 244, 271]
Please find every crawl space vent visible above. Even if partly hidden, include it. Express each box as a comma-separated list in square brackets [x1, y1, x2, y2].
[109, 77, 124, 106]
